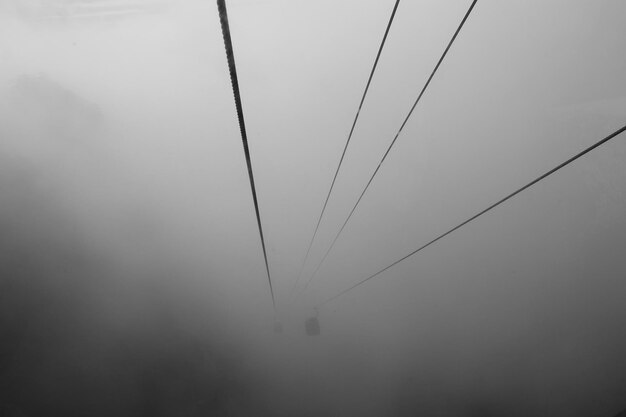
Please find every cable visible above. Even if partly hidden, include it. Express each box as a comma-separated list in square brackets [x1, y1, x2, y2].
[300, 0, 478, 293]
[217, 0, 276, 309]
[316, 123, 626, 308]
[289, 0, 401, 300]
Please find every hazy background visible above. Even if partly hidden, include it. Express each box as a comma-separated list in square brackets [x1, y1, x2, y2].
[0, 0, 625, 415]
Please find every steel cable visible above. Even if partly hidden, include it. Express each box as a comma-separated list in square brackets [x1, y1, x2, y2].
[289, 0, 402, 300]
[301, 0, 478, 294]
[217, 0, 276, 309]
[317, 123, 626, 308]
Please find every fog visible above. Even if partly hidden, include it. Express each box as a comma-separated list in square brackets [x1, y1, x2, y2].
[1, 1, 625, 416]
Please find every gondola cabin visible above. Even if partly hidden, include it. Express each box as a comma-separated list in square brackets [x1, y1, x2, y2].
[305, 316, 320, 336]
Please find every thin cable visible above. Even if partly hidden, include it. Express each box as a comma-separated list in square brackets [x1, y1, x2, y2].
[317, 124, 626, 308]
[217, 0, 276, 309]
[289, 0, 401, 299]
[301, 0, 478, 293]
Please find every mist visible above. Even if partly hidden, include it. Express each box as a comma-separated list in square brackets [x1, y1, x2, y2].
[1, 1, 625, 416]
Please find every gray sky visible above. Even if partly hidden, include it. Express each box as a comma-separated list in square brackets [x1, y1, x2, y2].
[1, 0, 626, 415]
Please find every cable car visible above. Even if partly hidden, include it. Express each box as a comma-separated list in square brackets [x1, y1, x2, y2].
[305, 316, 320, 336]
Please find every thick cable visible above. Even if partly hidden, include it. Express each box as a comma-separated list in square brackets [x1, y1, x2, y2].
[301, 0, 478, 293]
[289, 0, 401, 299]
[217, 0, 276, 309]
[317, 124, 626, 308]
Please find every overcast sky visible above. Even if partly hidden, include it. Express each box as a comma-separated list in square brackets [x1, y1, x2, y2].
[1, 0, 625, 415]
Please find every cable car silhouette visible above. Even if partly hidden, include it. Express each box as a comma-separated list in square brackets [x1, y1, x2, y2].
[305, 316, 320, 336]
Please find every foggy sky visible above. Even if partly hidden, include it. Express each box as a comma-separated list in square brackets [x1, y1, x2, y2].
[1, 0, 625, 416]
